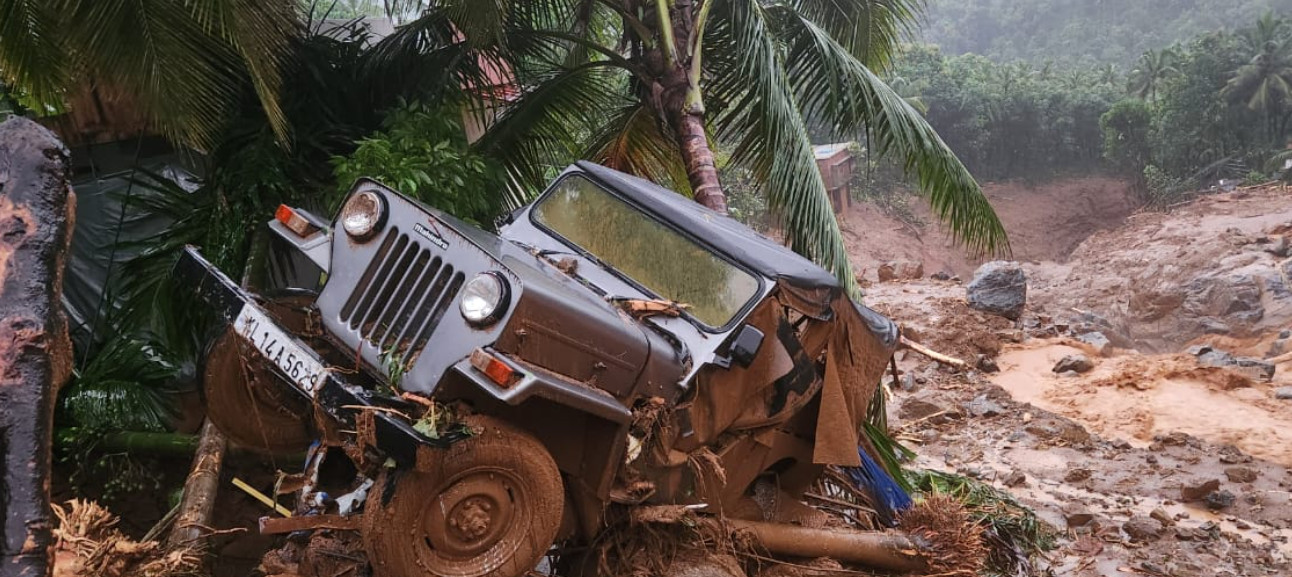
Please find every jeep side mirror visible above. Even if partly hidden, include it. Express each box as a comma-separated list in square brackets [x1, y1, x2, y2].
[728, 325, 765, 368]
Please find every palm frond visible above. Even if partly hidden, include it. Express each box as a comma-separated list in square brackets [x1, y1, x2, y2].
[770, 7, 1009, 258]
[64, 337, 180, 432]
[585, 104, 691, 192]
[789, 0, 922, 70]
[473, 62, 633, 206]
[0, 0, 67, 104]
[706, 0, 858, 291]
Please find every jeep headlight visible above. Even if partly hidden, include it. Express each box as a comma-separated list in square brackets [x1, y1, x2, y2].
[341, 191, 385, 240]
[460, 272, 509, 326]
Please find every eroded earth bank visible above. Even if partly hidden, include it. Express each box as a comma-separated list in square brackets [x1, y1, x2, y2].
[853, 180, 1292, 576]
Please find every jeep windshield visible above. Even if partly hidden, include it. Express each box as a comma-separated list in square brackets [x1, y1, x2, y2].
[534, 175, 761, 328]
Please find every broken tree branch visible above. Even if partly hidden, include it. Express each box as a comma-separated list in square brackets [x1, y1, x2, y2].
[899, 335, 968, 369]
[167, 420, 227, 550]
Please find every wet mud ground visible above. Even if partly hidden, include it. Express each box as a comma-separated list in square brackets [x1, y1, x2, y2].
[872, 283, 1292, 577]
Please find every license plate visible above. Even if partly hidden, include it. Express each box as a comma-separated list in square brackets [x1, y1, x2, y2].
[234, 304, 327, 395]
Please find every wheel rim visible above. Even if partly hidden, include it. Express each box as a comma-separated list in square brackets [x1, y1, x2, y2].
[415, 467, 532, 572]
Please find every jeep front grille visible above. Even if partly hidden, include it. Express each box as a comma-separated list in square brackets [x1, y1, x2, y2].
[339, 228, 465, 363]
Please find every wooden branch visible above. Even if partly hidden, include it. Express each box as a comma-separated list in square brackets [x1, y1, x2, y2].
[899, 335, 968, 369]
[168, 420, 227, 550]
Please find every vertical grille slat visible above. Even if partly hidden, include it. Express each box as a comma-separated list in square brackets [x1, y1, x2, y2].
[356, 237, 419, 336]
[384, 256, 444, 350]
[342, 229, 468, 368]
[402, 271, 464, 364]
[340, 230, 399, 320]
[375, 252, 437, 351]
[347, 232, 409, 328]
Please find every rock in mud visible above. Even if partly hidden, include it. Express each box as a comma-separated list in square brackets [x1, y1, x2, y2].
[930, 270, 953, 281]
[976, 354, 1000, 373]
[1274, 387, 1292, 400]
[1075, 331, 1112, 356]
[1181, 479, 1221, 501]
[877, 260, 924, 282]
[1193, 347, 1275, 381]
[1053, 354, 1094, 374]
[1224, 466, 1258, 483]
[965, 394, 1005, 417]
[1065, 511, 1096, 528]
[1003, 470, 1027, 487]
[1150, 508, 1174, 527]
[1205, 489, 1237, 510]
[1064, 468, 1093, 483]
[1123, 516, 1163, 542]
[899, 399, 955, 423]
[966, 261, 1027, 320]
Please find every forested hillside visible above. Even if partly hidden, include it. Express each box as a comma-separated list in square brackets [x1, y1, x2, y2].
[919, 0, 1292, 64]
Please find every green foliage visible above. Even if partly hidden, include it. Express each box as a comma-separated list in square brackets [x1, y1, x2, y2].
[466, 0, 1008, 292]
[0, 0, 296, 147]
[1101, 99, 1154, 177]
[331, 101, 505, 225]
[886, 45, 1120, 181]
[62, 337, 180, 433]
[906, 469, 1058, 576]
[919, 0, 1292, 65]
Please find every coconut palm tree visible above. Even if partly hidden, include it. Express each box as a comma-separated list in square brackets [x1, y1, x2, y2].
[0, 0, 297, 147]
[428, 0, 1006, 291]
[1128, 48, 1178, 101]
[1226, 19, 1292, 144]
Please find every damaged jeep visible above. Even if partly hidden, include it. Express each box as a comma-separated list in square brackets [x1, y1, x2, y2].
[178, 162, 938, 577]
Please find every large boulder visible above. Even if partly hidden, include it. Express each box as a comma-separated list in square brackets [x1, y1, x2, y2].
[967, 261, 1027, 320]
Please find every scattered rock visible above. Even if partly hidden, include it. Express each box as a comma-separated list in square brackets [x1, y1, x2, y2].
[1053, 354, 1094, 374]
[1193, 347, 1275, 381]
[1205, 490, 1236, 510]
[966, 261, 1027, 320]
[1282, 329, 1291, 339]
[1123, 516, 1162, 542]
[1150, 508, 1174, 527]
[1265, 338, 1288, 358]
[929, 270, 952, 281]
[1275, 387, 1292, 400]
[1181, 479, 1221, 501]
[1002, 470, 1027, 487]
[1065, 512, 1095, 528]
[1224, 466, 1258, 483]
[1218, 444, 1253, 464]
[877, 260, 924, 282]
[1064, 468, 1093, 483]
[965, 394, 1005, 417]
[1075, 331, 1112, 356]
[898, 399, 956, 424]
[975, 355, 999, 373]
[1265, 235, 1290, 257]
[899, 373, 917, 391]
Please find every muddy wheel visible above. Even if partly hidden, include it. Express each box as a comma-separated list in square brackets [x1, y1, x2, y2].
[203, 295, 316, 453]
[363, 417, 563, 577]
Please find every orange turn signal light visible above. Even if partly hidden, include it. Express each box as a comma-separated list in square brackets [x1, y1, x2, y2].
[470, 349, 517, 388]
[275, 204, 316, 237]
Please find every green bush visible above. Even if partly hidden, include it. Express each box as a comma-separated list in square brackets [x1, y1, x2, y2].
[332, 100, 505, 226]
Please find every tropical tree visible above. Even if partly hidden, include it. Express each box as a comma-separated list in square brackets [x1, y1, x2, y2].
[440, 0, 1007, 291]
[1224, 21, 1292, 143]
[0, 0, 297, 147]
[1129, 48, 1179, 101]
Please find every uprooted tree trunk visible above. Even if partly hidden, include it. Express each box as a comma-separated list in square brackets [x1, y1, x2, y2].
[0, 117, 76, 577]
[167, 420, 227, 550]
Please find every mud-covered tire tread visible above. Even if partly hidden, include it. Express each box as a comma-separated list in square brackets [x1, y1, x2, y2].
[362, 416, 564, 577]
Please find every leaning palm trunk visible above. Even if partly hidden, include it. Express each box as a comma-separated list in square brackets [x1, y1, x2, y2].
[672, 108, 728, 214]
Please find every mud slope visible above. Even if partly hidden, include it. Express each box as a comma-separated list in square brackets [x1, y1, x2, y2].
[842, 177, 1136, 280]
[1028, 184, 1292, 352]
